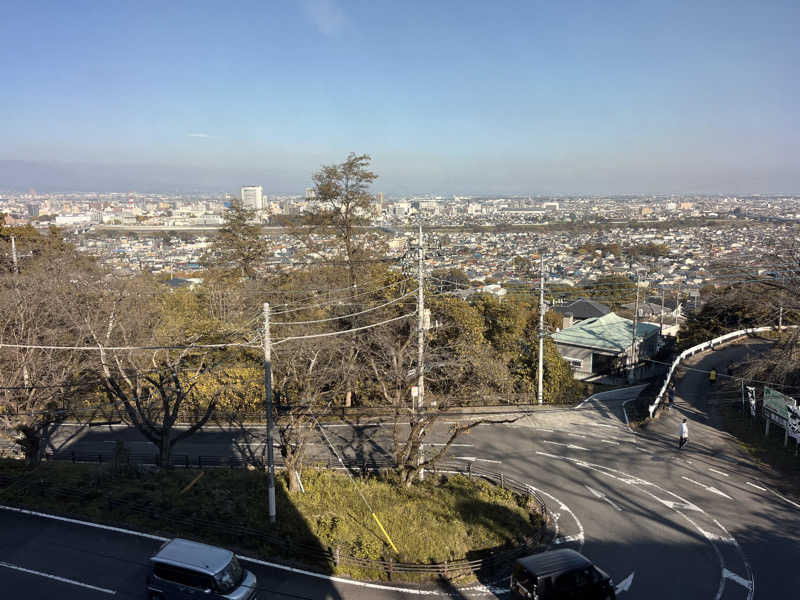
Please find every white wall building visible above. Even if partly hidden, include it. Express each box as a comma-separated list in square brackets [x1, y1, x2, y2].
[240, 186, 264, 211]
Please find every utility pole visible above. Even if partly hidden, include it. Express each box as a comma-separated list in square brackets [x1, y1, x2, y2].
[538, 253, 545, 405]
[263, 303, 276, 523]
[630, 271, 642, 382]
[11, 235, 19, 275]
[779, 305, 783, 332]
[416, 221, 426, 481]
[660, 287, 665, 334]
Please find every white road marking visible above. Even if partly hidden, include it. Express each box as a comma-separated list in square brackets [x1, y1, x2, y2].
[583, 423, 618, 429]
[768, 487, 800, 510]
[542, 440, 589, 451]
[681, 476, 733, 500]
[452, 456, 502, 463]
[428, 443, 473, 447]
[745, 481, 766, 492]
[534, 451, 753, 600]
[584, 485, 623, 511]
[708, 468, 729, 477]
[615, 572, 635, 594]
[723, 568, 754, 591]
[0, 504, 505, 596]
[655, 498, 701, 512]
[600, 439, 620, 445]
[553, 535, 581, 545]
[0, 560, 116, 595]
[533, 428, 554, 433]
[567, 433, 587, 439]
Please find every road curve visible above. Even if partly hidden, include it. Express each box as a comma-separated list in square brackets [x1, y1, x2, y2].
[2, 340, 799, 598]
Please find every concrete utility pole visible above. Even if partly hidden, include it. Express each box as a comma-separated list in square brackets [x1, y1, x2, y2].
[416, 221, 426, 481]
[660, 287, 665, 334]
[779, 305, 784, 332]
[630, 271, 642, 381]
[538, 253, 545, 405]
[263, 303, 276, 523]
[11, 235, 19, 275]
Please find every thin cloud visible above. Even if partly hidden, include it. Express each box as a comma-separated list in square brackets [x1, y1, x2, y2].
[188, 133, 211, 138]
[301, 0, 346, 36]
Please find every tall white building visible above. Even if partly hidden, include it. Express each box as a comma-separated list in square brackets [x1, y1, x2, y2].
[240, 185, 264, 211]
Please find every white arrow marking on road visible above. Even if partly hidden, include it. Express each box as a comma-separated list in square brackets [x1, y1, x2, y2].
[681, 476, 732, 500]
[708, 467, 729, 477]
[745, 481, 766, 492]
[585, 485, 623, 511]
[723, 568, 754, 590]
[655, 498, 701, 511]
[615, 572, 635, 594]
[542, 440, 589, 451]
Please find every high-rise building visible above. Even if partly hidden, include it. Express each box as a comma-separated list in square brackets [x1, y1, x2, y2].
[240, 185, 264, 210]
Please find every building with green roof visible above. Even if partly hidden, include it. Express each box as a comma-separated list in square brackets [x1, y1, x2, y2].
[552, 312, 661, 380]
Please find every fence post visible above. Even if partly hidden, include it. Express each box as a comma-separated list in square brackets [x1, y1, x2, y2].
[467, 463, 472, 480]
[334, 545, 340, 568]
[388, 556, 393, 580]
[500, 473, 505, 489]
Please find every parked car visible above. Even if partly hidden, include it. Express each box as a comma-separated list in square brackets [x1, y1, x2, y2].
[146, 538, 258, 600]
[510, 548, 615, 599]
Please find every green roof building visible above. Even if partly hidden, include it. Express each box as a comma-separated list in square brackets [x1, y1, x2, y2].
[552, 312, 660, 380]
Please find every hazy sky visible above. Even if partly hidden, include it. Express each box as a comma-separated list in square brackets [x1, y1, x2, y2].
[2, 1, 798, 194]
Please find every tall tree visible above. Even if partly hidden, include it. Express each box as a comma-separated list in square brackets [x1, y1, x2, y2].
[289, 153, 381, 288]
[205, 201, 268, 278]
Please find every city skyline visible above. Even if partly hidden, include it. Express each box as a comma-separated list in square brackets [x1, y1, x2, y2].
[2, 1, 799, 194]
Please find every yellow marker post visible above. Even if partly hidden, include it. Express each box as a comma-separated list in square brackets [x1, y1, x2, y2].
[179, 471, 205, 495]
[371, 513, 398, 554]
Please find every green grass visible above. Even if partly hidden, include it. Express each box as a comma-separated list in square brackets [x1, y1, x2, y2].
[0, 460, 544, 582]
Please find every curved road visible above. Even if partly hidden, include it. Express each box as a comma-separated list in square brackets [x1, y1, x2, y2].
[2, 340, 799, 599]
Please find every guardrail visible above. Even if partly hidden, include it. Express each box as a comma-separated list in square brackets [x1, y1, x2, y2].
[648, 325, 797, 418]
[3, 458, 549, 582]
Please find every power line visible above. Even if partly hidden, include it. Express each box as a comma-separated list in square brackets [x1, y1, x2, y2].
[271, 291, 415, 326]
[270, 279, 413, 315]
[272, 313, 414, 345]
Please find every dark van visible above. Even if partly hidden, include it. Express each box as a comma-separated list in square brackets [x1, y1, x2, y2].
[510, 549, 615, 599]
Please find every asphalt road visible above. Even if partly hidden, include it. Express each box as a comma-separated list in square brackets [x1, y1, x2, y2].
[2, 340, 799, 599]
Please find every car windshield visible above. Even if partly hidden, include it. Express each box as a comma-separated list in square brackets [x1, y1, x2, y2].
[214, 556, 243, 594]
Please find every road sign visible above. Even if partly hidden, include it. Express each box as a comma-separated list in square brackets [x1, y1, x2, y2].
[765, 387, 800, 441]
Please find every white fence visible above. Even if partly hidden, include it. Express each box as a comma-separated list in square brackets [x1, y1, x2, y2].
[648, 325, 797, 418]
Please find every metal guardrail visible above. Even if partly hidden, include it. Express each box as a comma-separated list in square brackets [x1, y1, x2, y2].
[1, 458, 549, 582]
[648, 325, 798, 417]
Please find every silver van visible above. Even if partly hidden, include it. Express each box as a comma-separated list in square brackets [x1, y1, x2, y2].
[146, 538, 258, 600]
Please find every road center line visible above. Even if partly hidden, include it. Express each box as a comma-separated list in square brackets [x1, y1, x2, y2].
[745, 481, 766, 492]
[0, 560, 116, 595]
[708, 468, 729, 477]
[681, 476, 732, 500]
[767, 487, 800, 510]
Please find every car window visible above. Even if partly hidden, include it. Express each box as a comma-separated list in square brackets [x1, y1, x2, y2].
[214, 556, 243, 594]
[153, 563, 207, 589]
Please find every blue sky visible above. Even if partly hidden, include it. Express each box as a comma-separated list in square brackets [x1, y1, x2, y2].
[1, 1, 798, 194]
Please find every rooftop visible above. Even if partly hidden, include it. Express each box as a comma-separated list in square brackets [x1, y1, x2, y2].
[552, 312, 660, 353]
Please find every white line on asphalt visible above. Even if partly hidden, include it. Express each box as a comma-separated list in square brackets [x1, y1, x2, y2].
[600, 439, 620, 445]
[654, 498, 702, 512]
[542, 440, 589, 451]
[745, 481, 766, 492]
[767, 487, 800, 510]
[708, 468, 729, 477]
[582, 423, 618, 429]
[428, 443, 474, 447]
[584, 485, 622, 511]
[681, 476, 733, 500]
[723, 568, 754, 591]
[452, 456, 502, 463]
[567, 433, 587, 439]
[0, 504, 168, 541]
[0, 560, 116, 595]
[533, 428, 554, 433]
[0, 504, 506, 597]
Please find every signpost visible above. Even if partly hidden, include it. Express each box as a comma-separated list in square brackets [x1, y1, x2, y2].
[746, 386, 756, 418]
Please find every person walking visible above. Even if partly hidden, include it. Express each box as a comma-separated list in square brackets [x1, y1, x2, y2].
[678, 418, 689, 449]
